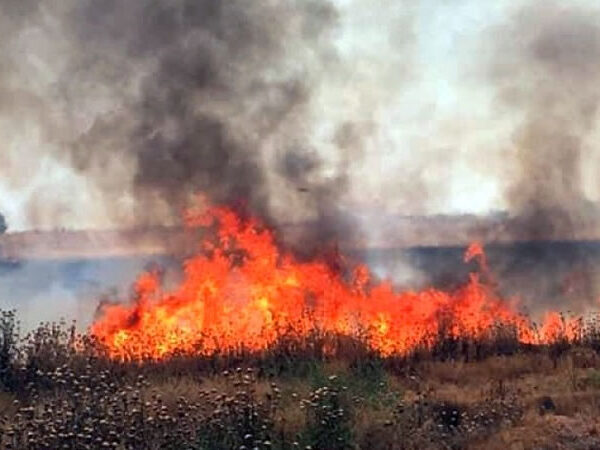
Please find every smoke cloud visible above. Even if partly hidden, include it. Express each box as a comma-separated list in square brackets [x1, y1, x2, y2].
[3, 0, 600, 246]
[488, 2, 600, 240]
[4, 0, 600, 321]
[0, 1, 366, 248]
[0, 0, 426, 249]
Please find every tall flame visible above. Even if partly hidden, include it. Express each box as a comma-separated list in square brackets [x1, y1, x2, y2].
[91, 205, 570, 360]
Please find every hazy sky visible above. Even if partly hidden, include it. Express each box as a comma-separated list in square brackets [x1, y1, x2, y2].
[1, 0, 600, 231]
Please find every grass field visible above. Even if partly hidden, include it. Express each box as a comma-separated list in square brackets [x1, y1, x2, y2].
[2, 310, 600, 449]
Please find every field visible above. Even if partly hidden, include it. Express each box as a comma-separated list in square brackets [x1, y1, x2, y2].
[3, 211, 600, 449]
[2, 311, 600, 449]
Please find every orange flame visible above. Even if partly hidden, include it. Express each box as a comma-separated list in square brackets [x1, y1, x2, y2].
[91, 205, 575, 360]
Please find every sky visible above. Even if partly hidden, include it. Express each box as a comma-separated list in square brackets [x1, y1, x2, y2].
[1, 0, 600, 231]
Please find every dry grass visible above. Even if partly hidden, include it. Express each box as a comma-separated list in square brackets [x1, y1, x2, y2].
[3, 350, 600, 449]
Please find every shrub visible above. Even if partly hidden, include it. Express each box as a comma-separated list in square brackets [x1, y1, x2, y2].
[299, 375, 353, 450]
[0, 310, 18, 391]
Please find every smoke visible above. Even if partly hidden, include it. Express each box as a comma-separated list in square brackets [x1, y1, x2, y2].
[488, 2, 600, 240]
[5, 0, 600, 323]
[0, 0, 367, 247]
[0, 0, 423, 327]
[0, 0, 427, 251]
[0, 256, 172, 331]
[4, 1, 600, 240]
[69, 1, 336, 225]
[3, 2, 600, 268]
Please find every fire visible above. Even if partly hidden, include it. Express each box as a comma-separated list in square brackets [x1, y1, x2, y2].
[91, 205, 571, 360]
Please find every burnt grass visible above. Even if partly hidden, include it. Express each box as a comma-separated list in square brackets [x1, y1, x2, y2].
[2, 311, 600, 448]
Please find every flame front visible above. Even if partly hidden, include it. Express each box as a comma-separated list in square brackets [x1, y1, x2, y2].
[91, 206, 564, 360]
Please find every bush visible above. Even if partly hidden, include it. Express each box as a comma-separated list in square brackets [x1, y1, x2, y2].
[194, 368, 280, 450]
[0, 310, 18, 391]
[299, 375, 353, 450]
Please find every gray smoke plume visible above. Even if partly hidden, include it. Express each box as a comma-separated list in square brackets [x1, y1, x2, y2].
[67, 1, 334, 224]
[5, 0, 600, 323]
[5, 0, 600, 244]
[0, 0, 380, 251]
[489, 2, 600, 240]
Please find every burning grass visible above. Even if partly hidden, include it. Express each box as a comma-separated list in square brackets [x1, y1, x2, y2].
[2, 204, 600, 448]
[90, 204, 584, 362]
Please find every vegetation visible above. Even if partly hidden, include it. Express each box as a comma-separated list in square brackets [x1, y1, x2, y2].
[1, 310, 600, 448]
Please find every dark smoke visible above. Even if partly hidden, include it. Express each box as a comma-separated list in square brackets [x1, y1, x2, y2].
[1, 0, 371, 249]
[275, 128, 355, 255]
[490, 3, 600, 240]
[0, 213, 6, 235]
[67, 0, 342, 234]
